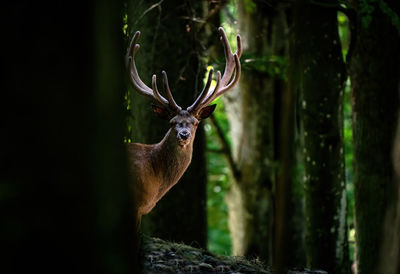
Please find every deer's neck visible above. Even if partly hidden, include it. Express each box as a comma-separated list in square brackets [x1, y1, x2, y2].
[153, 129, 194, 195]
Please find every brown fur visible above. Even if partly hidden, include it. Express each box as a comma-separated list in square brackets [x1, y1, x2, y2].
[127, 124, 196, 227]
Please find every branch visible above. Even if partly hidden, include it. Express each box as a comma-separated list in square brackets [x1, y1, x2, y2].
[198, 0, 229, 32]
[208, 114, 241, 180]
[179, 1, 229, 32]
[133, 0, 164, 26]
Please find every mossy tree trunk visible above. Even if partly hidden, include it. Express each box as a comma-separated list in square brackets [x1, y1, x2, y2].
[293, 1, 349, 273]
[126, 0, 208, 247]
[223, 0, 290, 264]
[1, 1, 138, 273]
[349, 1, 400, 273]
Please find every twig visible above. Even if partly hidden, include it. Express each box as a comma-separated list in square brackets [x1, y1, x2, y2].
[134, 0, 165, 26]
[208, 114, 241, 180]
[180, 16, 206, 24]
[198, 0, 229, 32]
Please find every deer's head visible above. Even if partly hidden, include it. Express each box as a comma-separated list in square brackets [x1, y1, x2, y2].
[126, 27, 242, 147]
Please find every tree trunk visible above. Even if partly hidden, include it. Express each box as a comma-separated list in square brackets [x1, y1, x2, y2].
[349, 1, 400, 273]
[379, 118, 400, 274]
[293, 1, 349, 273]
[223, 0, 289, 264]
[126, 0, 208, 247]
[1, 1, 138, 273]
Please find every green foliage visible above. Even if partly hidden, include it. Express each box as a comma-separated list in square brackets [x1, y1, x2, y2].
[333, 10, 355, 262]
[205, 99, 232, 255]
[206, 2, 238, 255]
[343, 78, 355, 261]
[337, 12, 350, 59]
[359, 0, 377, 28]
[212, 52, 287, 79]
[122, 13, 128, 35]
[358, 0, 400, 35]
[243, 0, 256, 13]
[124, 90, 134, 143]
[338, 11, 355, 262]
[241, 53, 288, 78]
[379, 0, 400, 35]
[123, 12, 133, 143]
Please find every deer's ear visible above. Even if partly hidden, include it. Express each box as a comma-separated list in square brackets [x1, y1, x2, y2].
[151, 104, 169, 119]
[198, 104, 216, 120]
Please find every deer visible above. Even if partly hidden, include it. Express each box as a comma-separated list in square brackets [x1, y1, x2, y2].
[126, 27, 242, 228]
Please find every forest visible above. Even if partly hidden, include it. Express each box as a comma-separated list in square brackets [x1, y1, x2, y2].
[1, 0, 399, 274]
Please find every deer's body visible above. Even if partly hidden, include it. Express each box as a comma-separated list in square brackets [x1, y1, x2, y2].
[127, 128, 194, 218]
[126, 28, 241, 227]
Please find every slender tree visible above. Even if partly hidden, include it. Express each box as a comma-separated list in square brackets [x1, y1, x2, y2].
[126, 0, 208, 247]
[348, 1, 400, 273]
[292, 1, 349, 273]
[221, 0, 291, 264]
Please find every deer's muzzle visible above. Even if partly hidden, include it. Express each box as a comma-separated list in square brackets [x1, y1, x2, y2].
[179, 130, 190, 140]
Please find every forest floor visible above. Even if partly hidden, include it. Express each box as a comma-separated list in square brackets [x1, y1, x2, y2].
[140, 235, 327, 274]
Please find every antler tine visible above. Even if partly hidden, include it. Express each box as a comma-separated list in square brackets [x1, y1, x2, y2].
[236, 34, 243, 58]
[218, 27, 240, 86]
[126, 32, 152, 95]
[125, 31, 139, 70]
[162, 71, 181, 111]
[187, 68, 214, 113]
[210, 54, 241, 97]
[197, 27, 242, 109]
[200, 71, 222, 107]
[126, 31, 169, 107]
[152, 75, 169, 109]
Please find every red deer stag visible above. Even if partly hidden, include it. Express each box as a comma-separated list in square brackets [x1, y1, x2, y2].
[126, 27, 242, 227]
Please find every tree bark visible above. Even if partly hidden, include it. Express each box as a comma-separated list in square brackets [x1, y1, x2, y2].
[293, 1, 349, 273]
[1, 1, 138, 273]
[349, 1, 400, 273]
[379, 118, 400, 274]
[223, 0, 290, 264]
[126, 0, 208, 247]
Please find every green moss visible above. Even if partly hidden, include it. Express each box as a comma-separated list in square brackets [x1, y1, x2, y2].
[141, 236, 269, 273]
[140, 236, 327, 273]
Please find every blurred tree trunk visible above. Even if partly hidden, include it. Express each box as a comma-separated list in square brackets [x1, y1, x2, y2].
[379, 119, 400, 274]
[126, 0, 208, 247]
[293, 1, 349, 273]
[273, 4, 313, 268]
[223, 0, 293, 264]
[1, 1, 138, 273]
[348, 1, 400, 273]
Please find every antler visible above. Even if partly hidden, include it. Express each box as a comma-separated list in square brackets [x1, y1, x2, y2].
[126, 31, 181, 112]
[187, 27, 242, 114]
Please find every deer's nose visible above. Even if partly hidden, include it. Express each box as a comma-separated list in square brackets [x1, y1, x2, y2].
[179, 130, 190, 140]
